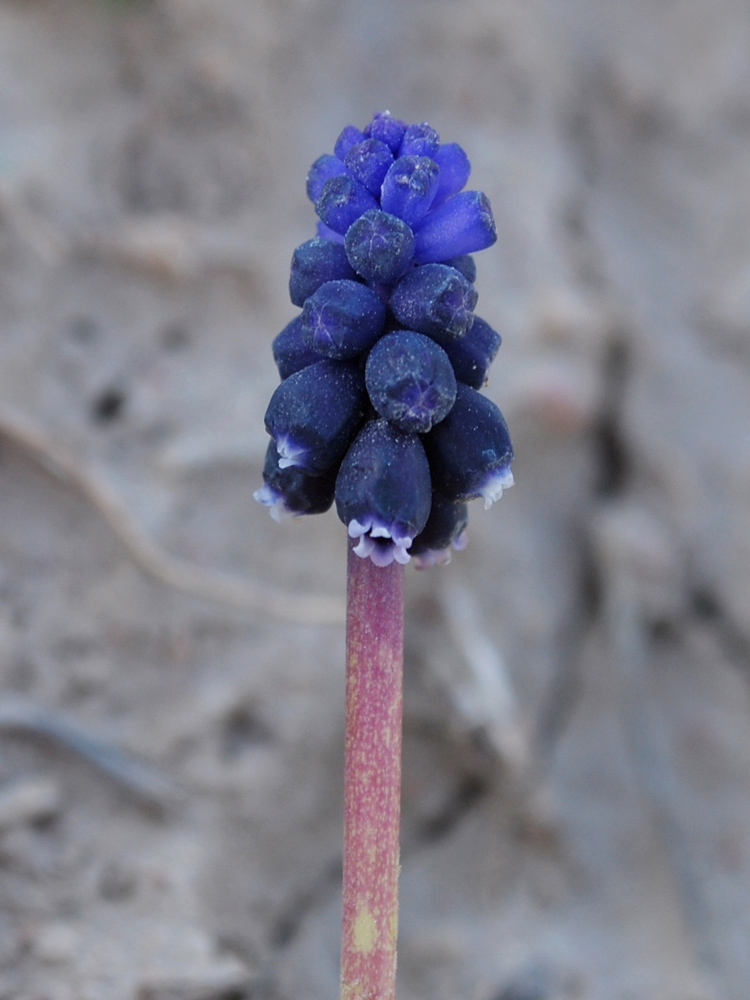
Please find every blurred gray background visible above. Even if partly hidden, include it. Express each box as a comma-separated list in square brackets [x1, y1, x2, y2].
[1, 1, 750, 998]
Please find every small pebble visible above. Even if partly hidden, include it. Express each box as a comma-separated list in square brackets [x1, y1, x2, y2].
[0, 776, 61, 830]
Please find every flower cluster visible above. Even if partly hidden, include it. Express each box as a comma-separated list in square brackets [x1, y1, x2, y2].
[255, 112, 513, 568]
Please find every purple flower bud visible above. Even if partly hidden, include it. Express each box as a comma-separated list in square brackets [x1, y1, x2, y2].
[344, 139, 394, 195]
[424, 383, 513, 506]
[334, 125, 366, 160]
[272, 315, 321, 380]
[307, 154, 347, 203]
[365, 330, 456, 433]
[380, 156, 440, 227]
[413, 191, 497, 264]
[440, 315, 502, 389]
[254, 441, 337, 520]
[344, 209, 415, 285]
[289, 238, 358, 308]
[410, 497, 469, 569]
[389, 263, 478, 342]
[264, 360, 366, 476]
[335, 418, 432, 567]
[364, 111, 408, 152]
[301, 279, 386, 359]
[443, 254, 476, 283]
[316, 174, 379, 236]
[431, 143, 471, 207]
[399, 122, 440, 158]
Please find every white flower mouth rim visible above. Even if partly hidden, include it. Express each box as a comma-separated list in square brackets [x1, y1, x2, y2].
[253, 484, 297, 522]
[479, 465, 514, 510]
[276, 434, 308, 470]
[348, 517, 414, 567]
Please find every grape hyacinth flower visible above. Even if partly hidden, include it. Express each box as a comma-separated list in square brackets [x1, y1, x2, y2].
[254, 112, 513, 1000]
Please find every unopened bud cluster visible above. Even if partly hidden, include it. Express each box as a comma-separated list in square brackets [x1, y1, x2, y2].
[255, 112, 513, 568]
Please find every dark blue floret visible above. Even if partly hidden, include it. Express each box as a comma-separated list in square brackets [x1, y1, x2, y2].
[440, 315, 502, 389]
[365, 330, 456, 434]
[264, 360, 366, 476]
[424, 383, 513, 506]
[316, 175, 379, 235]
[335, 418, 432, 566]
[272, 315, 321, 380]
[443, 254, 476, 283]
[257, 112, 513, 566]
[344, 139, 394, 195]
[364, 111, 408, 153]
[300, 279, 386, 360]
[306, 154, 347, 203]
[431, 143, 471, 207]
[399, 122, 440, 159]
[380, 156, 440, 227]
[289, 238, 357, 308]
[334, 125, 366, 160]
[254, 441, 337, 520]
[344, 210, 415, 285]
[389, 263, 478, 343]
[410, 496, 469, 568]
[413, 191, 497, 264]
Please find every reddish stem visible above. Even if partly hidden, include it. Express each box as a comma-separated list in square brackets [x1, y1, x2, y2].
[341, 541, 404, 1000]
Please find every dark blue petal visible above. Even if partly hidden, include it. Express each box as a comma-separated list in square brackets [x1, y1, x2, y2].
[335, 418, 432, 565]
[334, 125, 366, 160]
[440, 315, 502, 389]
[399, 122, 440, 158]
[255, 441, 337, 519]
[443, 254, 476, 283]
[410, 496, 469, 567]
[344, 209, 415, 285]
[380, 155, 440, 227]
[431, 143, 471, 207]
[300, 279, 386, 360]
[364, 111, 408, 152]
[344, 139, 394, 195]
[365, 330, 456, 434]
[272, 315, 322, 380]
[289, 238, 357, 307]
[389, 263, 478, 343]
[424, 383, 513, 505]
[306, 154, 347, 203]
[413, 191, 497, 264]
[264, 360, 366, 476]
[316, 174, 379, 235]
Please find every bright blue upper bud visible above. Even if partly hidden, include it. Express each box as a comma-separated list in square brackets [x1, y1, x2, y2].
[364, 111, 408, 152]
[344, 210, 415, 285]
[431, 143, 471, 207]
[365, 331, 456, 434]
[264, 360, 366, 476]
[258, 113, 513, 565]
[414, 191, 497, 264]
[316, 175, 379, 235]
[399, 122, 440, 159]
[380, 156, 440, 227]
[344, 139, 395, 195]
[389, 263, 478, 342]
[300, 279, 386, 359]
[306, 154, 347, 203]
[335, 418, 432, 567]
[334, 125, 366, 160]
[289, 238, 357, 308]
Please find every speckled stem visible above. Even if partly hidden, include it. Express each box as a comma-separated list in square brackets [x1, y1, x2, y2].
[341, 541, 404, 1000]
